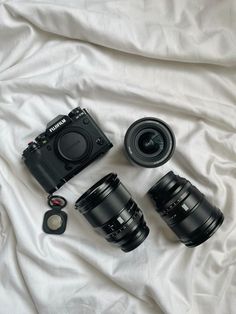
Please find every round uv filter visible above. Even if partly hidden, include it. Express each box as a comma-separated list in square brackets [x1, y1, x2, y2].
[124, 117, 175, 168]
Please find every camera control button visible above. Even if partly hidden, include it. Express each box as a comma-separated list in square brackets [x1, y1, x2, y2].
[69, 107, 84, 118]
[36, 133, 47, 145]
[83, 118, 89, 125]
[96, 137, 104, 145]
[28, 142, 38, 152]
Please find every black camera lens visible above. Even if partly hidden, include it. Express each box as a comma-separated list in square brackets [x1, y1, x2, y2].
[75, 173, 149, 252]
[148, 171, 224, 247]
[124, 117, 175, 168]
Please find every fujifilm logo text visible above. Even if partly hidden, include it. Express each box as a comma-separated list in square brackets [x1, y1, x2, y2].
[49, 118, 66, 133]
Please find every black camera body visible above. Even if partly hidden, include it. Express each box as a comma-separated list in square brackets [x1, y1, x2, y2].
[22, 107, 113, 194]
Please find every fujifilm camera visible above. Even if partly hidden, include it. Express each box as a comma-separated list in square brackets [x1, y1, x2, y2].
[22, 107, 113, 194]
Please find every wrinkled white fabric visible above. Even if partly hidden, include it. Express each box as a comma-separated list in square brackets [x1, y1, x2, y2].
[0, 1, 236, 314]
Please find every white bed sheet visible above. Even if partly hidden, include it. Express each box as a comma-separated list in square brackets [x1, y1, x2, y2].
[0, 1, 236, 313]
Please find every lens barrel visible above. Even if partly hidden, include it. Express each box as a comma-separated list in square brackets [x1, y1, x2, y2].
[148, 171, 224, 247]
[75, 173, 149, 252]
[124, 117, 175, 168]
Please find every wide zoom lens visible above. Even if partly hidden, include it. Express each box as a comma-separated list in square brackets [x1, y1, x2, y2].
[75, 173, 149, 252]
[148, 171, 224, 247]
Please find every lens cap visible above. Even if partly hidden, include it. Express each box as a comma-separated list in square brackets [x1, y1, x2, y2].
[124, 117, 175, 168]
[43, 208, 67, 234]
[48, 195, 67, 209]
[43, 195, 68, 234]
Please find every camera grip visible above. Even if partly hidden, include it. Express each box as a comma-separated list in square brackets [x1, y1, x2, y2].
[25, 151, 63, 194]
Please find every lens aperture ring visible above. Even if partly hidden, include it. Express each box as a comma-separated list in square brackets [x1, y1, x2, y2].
[159, 182, 191, 214]
[111, 216, 147, 247]
[160, 190, 190, 217]
[109, 204, 142, 241]
[98, 200, 139, 236]
[161, 185, 205, 226]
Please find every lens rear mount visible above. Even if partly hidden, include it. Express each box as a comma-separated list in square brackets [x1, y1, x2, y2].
[124, 117, 175, 168]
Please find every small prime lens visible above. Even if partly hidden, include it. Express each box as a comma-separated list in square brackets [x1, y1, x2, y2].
[124, 117, 175, 168]
[75, 173, 149, 252]
[148, 171, 224, 247]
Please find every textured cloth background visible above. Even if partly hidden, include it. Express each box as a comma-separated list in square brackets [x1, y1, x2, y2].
[0, 1, 236, 314]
